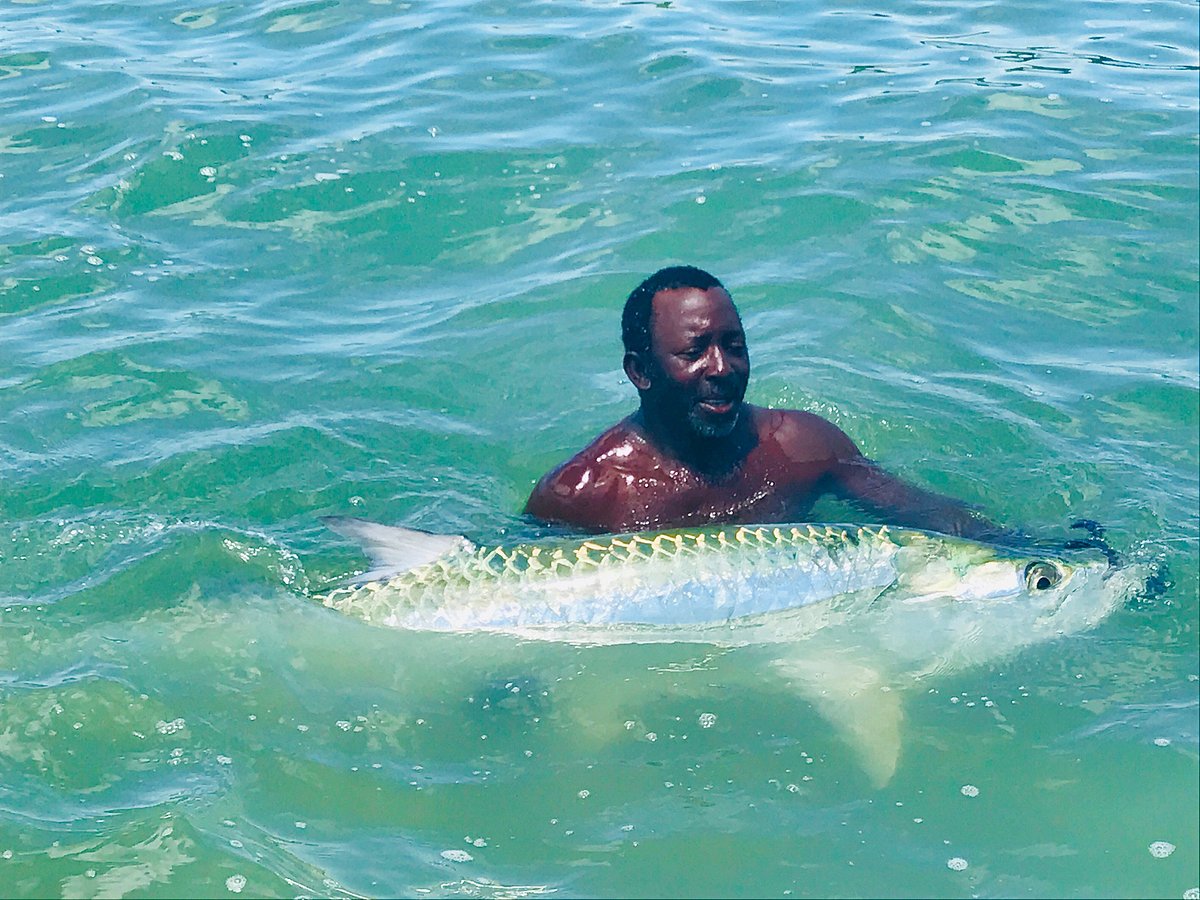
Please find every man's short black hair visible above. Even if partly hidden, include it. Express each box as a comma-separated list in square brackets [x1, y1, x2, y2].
[621, 265, 726, 354]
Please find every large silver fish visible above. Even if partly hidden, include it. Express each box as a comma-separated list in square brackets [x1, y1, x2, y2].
[321, 517, 1145, 784]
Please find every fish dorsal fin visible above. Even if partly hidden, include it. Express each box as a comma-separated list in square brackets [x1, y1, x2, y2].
[322, 516, 474, 583]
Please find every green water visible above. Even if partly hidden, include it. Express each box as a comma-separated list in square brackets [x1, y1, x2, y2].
[1, 0, 1197, 897]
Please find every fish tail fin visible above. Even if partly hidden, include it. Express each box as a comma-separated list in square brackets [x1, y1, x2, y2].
[322, 516, 474, 582]
[773, 651, 904, 788]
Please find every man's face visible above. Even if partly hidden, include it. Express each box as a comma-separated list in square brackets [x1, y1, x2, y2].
[639, 286, 750, 438]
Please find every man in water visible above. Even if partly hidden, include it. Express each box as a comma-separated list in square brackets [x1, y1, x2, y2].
[525, 265, 1001, 538]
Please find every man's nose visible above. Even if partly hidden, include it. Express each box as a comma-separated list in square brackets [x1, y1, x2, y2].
[705, 346, 732, 376]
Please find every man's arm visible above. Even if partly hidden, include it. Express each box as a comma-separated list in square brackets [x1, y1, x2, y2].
[796, 413, 1003, 540]
[826, 455, 1001, 540]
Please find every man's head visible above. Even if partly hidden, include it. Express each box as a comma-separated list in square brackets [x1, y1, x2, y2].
[622, 266, 750, 440]
[621, 265, 726, 355]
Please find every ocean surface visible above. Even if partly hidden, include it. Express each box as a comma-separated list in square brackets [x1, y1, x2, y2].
[0, 0, 1197, 897]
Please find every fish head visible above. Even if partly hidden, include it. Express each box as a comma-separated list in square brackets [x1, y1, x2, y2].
[897, 545, 1098, 602]
[897, 534, 1136, 608]
[883, 535, 1147, 669]
[777, 535, 1147, 789]
[1019, 551, 1148, 636]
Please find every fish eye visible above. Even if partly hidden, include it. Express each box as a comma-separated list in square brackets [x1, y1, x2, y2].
[1025, 561, 1063, 591]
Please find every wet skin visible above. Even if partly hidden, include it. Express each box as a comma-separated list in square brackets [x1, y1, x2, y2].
[525, 286, 997, 538]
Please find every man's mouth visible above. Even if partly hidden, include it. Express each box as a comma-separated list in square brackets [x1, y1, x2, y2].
[697, 398, 737, 416]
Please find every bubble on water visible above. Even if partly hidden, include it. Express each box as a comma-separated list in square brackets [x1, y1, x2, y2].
[225, 874, 246, 893]
[947, 857, 968, 871]
[1149, 841, 1176, 859]
[471, 837, 487, 847]
[156, 718, 186, 735]
[698, 712, 717, 728]
[216, 755, 232, 765]
[86, 256, 103, 266]
[441, 849, 472, 862]
[960, 784, 980, 798]
[314, 172, 341, 182]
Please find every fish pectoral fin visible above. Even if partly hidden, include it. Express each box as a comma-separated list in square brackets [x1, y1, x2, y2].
[322, 516, 473, 582]
[772, 650, 903, 788]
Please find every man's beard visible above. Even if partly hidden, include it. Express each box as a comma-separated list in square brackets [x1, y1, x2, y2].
[688, 402, 741, 438]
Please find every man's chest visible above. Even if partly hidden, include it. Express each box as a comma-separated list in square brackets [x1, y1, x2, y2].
[641, 459, 822, 525]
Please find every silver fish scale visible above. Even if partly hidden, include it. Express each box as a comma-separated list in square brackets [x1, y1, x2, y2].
[323, 523, 908, 631]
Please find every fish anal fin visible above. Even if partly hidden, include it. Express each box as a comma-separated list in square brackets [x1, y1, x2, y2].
[322, 516, 473, 582]
[773, 651, 903, 788]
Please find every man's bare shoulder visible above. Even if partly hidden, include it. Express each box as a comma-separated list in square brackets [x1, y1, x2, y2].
[755, 406, 862, 462]
[539, 418, 651, 485]
[524, 419, 652, 530]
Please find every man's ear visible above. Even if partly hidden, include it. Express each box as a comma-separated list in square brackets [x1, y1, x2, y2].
[623, 351, 653, 391]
